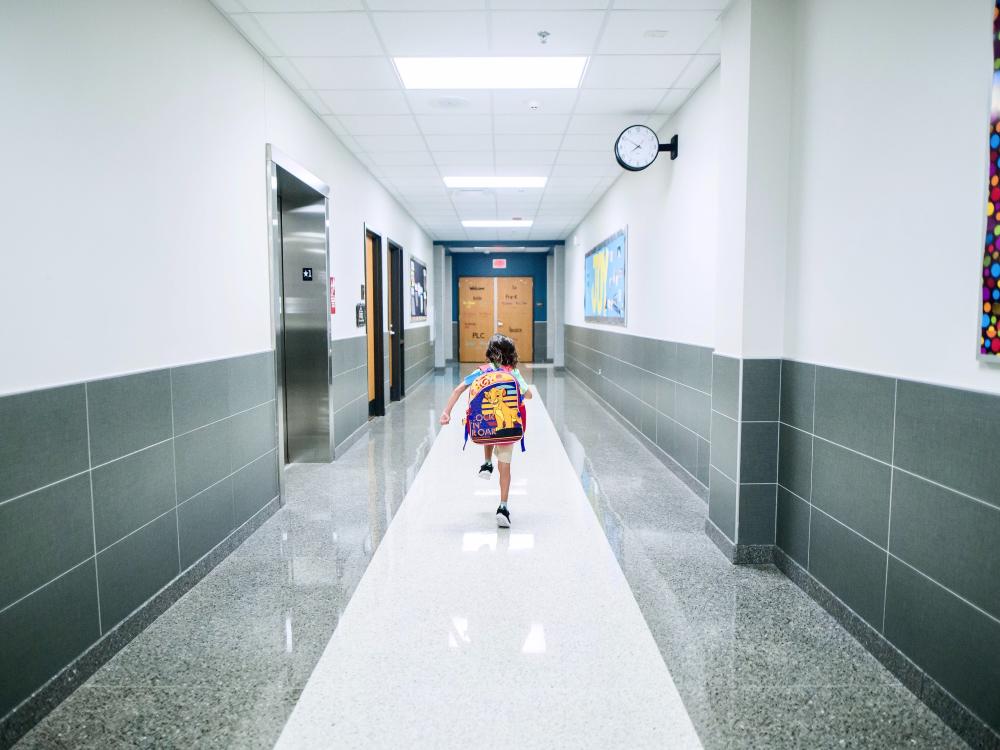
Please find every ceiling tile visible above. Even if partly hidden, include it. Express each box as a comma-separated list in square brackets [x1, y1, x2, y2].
[582, 54, 690, 89]
[491, 89, 578, 115]
[299, 89, 332, 115]
[432, 151, 494, 166]
[368, 0, 484, 8]
[241, 0, 361, 10]
[354, 134, 427, 151]
[598, 11, 719, 54]
[379, 164, 442, 178]
[425, 134, 489, 150]
[565, 114, 637, 134]
[491, 0, 606, 8]
[318, 90, 410, 115]
[253, 12, 380, 57]
[555, 150, 615, 166]
[489, 11, 604, 55]
[574, 88, 666, 114]
[229, 14, 281, 56]
[494, 151, 558, 166]
[655, 88, 691, 114]
[550, 163, 617, 178]
[268, 57, 310, 89]
[369, 150, 435, 166]
[545, 175, 602, 191]
[293, 57, 400, 89]
[337, 114, 420, 135]
[416, 115, 493, 135]
[494, 164, 555, 177]
[699, 26, 721, 54]
[336, 133, 363, 152]
[493, 114, 569, 134]
[674, 53, 719, 88]
[561, 132, 612, 150]
[406, 90, 492, 115]
[436, 163, 497, 176]
[611, 0, 728, 8]
[211, 0, 246, 12]
[372, 12, 489, 56]
[494, 133, 564, 150]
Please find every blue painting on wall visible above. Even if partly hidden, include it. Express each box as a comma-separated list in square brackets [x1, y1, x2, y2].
[584, 228, 627, 325]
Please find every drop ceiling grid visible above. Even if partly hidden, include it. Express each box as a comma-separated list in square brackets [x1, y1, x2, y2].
[214, 0, 724, 239]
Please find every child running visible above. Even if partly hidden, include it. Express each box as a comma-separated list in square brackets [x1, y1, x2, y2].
[439, 334, 532, 528]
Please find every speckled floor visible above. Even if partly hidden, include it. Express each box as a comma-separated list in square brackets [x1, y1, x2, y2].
[15, 366, 966, 749]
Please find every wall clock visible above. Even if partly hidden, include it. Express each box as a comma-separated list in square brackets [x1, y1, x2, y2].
[614, 125, 679, 171]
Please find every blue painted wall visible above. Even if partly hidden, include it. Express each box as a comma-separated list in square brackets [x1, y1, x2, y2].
[451, 253, 547, 322]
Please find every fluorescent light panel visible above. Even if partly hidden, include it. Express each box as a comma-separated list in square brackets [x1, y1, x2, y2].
[444, 176, 547, 189]
[394, 57, 588, 90]
[462, 220, 533, 228]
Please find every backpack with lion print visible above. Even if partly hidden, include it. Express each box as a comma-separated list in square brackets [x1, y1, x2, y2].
[462, 365, 527, 452]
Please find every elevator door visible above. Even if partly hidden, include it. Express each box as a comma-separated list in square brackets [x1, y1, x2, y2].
[278, 167, 331, 463]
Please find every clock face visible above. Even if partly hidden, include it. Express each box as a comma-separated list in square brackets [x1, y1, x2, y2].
[614, 124, 660, 171]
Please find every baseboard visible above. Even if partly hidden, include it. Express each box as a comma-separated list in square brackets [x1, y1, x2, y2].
[564, 369, 708, 502]
[704, 518, 735, 561]
[406, 367, 433, 391]
[773, 548, 1000, 750]
[0, 495, 281, 750]
[334, 419, 370, 459]
[734, 543, 774, 565]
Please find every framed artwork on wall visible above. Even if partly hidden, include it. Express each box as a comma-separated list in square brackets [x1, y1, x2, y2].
[410, 257, 428, 320]
[584, 228, 627, 326]
[981, 0, 1000, 360]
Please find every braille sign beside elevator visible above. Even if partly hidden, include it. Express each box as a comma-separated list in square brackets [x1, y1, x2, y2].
[302, 267, 313, 281]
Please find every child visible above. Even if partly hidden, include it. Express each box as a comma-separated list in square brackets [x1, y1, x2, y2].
[439, 334, 532, 528]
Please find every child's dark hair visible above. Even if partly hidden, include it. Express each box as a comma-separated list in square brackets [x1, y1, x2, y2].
[486, 334, 518, 367]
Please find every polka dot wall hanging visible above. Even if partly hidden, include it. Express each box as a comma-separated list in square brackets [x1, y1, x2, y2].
[982, 1, 1000, 358]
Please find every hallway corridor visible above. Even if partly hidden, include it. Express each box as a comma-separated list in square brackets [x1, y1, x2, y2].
[14, 368, 964, 749]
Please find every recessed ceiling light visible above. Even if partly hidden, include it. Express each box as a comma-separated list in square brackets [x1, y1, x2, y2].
[444, 176, 547, 189]
[394, 57, 588, 90]
[462, 220, 534, 228]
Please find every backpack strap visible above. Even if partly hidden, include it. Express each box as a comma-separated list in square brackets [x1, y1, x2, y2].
[462, 412, 469, 450]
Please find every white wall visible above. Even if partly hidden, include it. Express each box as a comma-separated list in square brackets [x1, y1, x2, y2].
[565, 68, 721, 346]
[0, 0, 432, 396]
[784, 0, 997, 392]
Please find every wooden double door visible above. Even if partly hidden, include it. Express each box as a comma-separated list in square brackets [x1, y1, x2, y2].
[458, 276, 534, 363]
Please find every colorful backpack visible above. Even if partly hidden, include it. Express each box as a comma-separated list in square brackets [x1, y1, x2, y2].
[463, 365, 527, 452]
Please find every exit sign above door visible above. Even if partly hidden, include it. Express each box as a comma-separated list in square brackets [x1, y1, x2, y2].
[492, 258, 507, 269]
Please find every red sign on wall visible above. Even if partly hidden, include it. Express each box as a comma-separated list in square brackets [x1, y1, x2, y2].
[492, 258, 507, 269]
[330, 276, 336, 314]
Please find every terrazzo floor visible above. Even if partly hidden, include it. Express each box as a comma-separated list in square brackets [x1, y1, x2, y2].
[14, 366, 966, 749]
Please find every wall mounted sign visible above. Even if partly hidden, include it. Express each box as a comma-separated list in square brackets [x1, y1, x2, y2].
[410, 257, 428, 320]
[584, 228, 627, 326]
[356, 302, 366, 328]
[492, 258, 507, 269]
[982, 0, 1000, 359]
[330, 276, 336, 314]
[302, 267, 313, 281]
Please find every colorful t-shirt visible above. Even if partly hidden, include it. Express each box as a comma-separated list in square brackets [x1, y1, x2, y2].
[463, 363, 529, 392]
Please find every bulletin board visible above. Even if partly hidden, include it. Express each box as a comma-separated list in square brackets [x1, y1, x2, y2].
[584, 228, 627, 326]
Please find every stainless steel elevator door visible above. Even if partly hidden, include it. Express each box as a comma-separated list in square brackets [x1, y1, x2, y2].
[279, 189, 331, 463]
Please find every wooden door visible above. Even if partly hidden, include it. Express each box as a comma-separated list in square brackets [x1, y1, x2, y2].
[458, 277, 495, 362]
[497, 277, 533, 363]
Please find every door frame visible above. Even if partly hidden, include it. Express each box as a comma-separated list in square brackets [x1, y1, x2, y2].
[387, 240, 405, 401]
[457, 275, 535, 363]
[266, 145, 332, 492]
[364, 226, 386, 417]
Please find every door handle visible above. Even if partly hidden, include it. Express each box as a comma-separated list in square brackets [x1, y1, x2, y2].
[389, 326, 395, 335]
[497, 321, 503, 327]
